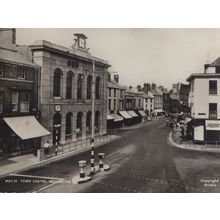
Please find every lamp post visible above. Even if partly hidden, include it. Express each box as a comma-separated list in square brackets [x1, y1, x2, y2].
[90, 59, 96, 175]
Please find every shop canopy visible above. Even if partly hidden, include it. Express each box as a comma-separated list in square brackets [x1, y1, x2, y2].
[3, 116, 51, 140]
[107, 114, 114, 120]
[138, 110, 147, 117]
[128, 111, 138, 117]
[119, 111, 132, 119]
[111, 114, 123, 122]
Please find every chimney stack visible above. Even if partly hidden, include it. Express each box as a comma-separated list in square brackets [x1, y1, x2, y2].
[143, 83, 151, 93]
[151, 83, 156, 90]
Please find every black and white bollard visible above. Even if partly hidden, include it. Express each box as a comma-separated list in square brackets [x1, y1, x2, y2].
[97, 153, 111, 172]
[90, 138, 96, 175]
[72, 160, 92, 184]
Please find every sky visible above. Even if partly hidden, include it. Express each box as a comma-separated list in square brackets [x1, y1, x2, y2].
[16, 28, 220, 90]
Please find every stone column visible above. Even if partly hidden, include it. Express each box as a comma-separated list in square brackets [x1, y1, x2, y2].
[84, 75, 87, 100]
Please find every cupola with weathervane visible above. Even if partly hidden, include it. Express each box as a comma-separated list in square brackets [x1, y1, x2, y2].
[73, 33, 88, 50]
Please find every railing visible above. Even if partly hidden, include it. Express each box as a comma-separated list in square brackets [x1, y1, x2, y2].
[56, 134, 115, 156]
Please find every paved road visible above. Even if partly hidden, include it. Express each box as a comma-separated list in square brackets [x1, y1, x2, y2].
[1, 118, 220, 193]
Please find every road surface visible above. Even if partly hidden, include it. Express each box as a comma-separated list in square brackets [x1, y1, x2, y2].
[1, 118, 220, 193]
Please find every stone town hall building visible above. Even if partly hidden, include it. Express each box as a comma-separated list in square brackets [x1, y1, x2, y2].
[28, 34, 110, 146]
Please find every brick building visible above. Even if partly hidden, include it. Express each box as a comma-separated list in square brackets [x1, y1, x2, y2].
[0, 29, 50, 157]
[28, 34, 110, 146]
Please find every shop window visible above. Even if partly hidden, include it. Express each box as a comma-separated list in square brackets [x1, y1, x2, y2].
[95, 76, 101, 99]
[87, 75, 92, 99]
[66, 72, 73, 99]
[12, 92, 18, 112]
[209, 103, 217, 119]
[0, 92, 3, 113]
[53, 69, 62, 97]
[20, 92, 30, 112]
[209, 80, 217, 95]
[95, 111, 100, 131]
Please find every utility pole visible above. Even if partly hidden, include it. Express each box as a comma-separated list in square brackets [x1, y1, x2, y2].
[90, 59, 96, 175]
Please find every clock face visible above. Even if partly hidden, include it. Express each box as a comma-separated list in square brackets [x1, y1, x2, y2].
[79, 38, 85, 48]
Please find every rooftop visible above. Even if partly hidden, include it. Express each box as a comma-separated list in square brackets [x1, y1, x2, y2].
[30, 40, 110, 67]
[0, 47, 39, 68]
[186, 73, 220, 81]
[108, 80, 126, 90]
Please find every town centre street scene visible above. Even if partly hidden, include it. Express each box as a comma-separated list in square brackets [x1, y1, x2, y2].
[1, 28, 220, 192]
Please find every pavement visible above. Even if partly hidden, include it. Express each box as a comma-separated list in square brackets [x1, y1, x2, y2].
[0, 134, 119, 179]
[168, 132, 220, 154]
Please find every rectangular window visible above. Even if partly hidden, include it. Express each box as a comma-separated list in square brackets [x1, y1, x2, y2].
[209, 80, 217, 95]
[113, 99, 116, 110]
[0, 92, 3, 113]
[109, 88, 111, 97]
[12, 92, 18, 112]
[139, 99, 141, 107]
[0, 63, 4, 77]
[20, 92, 30, 112]
[108, 99, 111, 111]
[209, 103, 217, 119]
[17, 68, 26, 79]
[120, 90, 123, 98]
[114, 89, 116, 97]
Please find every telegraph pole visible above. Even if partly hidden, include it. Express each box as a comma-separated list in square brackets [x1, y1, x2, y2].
[90, 59, 96, 175]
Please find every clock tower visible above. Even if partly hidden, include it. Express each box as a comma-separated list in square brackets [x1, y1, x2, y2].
[73, 33, 88, 50]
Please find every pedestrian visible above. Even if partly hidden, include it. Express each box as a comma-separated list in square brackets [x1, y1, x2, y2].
[44, 141, 50, 157]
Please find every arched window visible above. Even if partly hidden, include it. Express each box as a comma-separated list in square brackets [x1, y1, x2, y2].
[66, 72, 73, 99]
[95, 111, 100, 131]
[76, 112, 83, 133]
[53, 69, 62, 97]
[77, 74, 84, 99]
[95, 76, 101, 99]
[65, 112, 72, 138]
[86, 111, 92, 132]
[87, 75, 92, 99]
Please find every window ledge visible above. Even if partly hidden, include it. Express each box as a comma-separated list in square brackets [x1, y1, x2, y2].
[54, 97, 62, 100]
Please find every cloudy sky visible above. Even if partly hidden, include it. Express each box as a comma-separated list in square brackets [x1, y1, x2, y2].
[16, 28, 220, 89]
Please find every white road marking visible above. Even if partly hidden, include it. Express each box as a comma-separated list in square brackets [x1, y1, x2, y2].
[9, 173, 63, 180]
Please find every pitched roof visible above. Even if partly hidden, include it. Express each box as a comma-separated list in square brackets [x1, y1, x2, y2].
[108, 80, 126, 90]
[0, 48, 39, 67]
[150, 88, 163, 96]
[210, 57, 220, 67]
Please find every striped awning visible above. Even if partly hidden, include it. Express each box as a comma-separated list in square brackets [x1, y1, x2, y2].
[119, 111, 132, 119]
[111, 114, 123, 122]
[107, 114, 114, 120]
[138, 110, 147, 117]
[127, 111, 138, 117]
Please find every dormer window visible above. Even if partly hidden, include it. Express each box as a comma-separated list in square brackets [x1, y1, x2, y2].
[17, 68, 27, 79]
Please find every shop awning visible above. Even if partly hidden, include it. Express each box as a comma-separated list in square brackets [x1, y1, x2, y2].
[138, 110, 147, 117]
[3, 116, 51, 140]
[119, 111, 132, 119]
[107, 114, 114, 120]
[128, 111, 138, 117]
[111, 114, 123, 122]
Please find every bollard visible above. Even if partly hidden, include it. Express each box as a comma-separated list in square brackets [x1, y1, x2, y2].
[71, 160, 92, 184]
[97, 153, 111, 172]
[98, 153, 105, 169]
[78, 160, 87, 178]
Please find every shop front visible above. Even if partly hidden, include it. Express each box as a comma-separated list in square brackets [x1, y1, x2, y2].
[0, 116, 51, 157]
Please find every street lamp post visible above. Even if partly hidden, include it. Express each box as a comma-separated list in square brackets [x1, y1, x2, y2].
[90, 59, 96, 175]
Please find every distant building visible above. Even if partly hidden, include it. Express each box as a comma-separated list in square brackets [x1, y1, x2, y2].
[163, 91, 170, 116]
[0, 29, 50, 157]
[186, 56, 220, 142]
[150, 83, 164, 116]
[107, 73, 126, 128]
